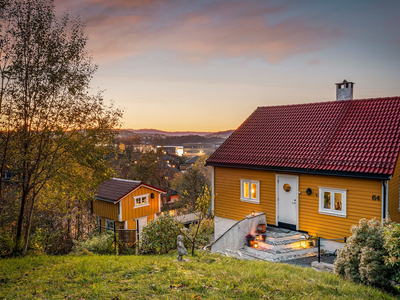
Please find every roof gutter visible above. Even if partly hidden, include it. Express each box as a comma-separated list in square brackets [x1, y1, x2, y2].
[94, 196, 116, 203]
[206, 162, 391, 180]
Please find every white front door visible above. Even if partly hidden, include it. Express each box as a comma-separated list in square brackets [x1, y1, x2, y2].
[137, 217, 148, 237]
[276, 175, 298, 230]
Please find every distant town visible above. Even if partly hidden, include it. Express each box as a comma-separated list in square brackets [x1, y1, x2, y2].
[116, 128, 234, 157]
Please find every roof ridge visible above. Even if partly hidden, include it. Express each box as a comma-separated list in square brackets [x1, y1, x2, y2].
[257, 96, 400, 109]
[112, 178, 141, 183]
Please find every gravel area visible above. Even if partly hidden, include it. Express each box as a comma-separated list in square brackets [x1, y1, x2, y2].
[281, 254, 337, 268]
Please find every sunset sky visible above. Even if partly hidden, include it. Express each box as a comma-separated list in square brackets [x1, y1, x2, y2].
[54, 0, 400, 132]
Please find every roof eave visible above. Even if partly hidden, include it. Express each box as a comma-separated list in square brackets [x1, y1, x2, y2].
[94, 196, 116, 203]
[207, 162, 392, 180]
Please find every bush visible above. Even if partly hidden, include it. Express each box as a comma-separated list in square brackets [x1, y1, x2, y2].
[141, 214, 185, 254]
[384, 222, 400, 283]
[0, 229, 14, 257]
[187, 217, 214, 249]
[73, 231, 115, 255]
[334, 218, 393, 288]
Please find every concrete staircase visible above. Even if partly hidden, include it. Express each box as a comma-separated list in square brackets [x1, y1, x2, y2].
[218, 227, 320, 262]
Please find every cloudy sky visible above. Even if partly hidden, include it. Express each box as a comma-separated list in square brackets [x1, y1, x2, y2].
[55, 0, 400, 132]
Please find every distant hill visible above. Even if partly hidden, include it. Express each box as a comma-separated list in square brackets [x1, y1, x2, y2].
[116, 129, 235, 146]
[119, 129, 234, 138]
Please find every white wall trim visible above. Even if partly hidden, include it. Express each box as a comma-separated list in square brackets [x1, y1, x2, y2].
[118, 202, 122, 222]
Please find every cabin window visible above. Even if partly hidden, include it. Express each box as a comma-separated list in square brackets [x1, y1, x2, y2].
[240, 179, 260, 204]
[318, 187, 347, 218]
[105, 219, 115, 231]
[134, 194, 150, 208]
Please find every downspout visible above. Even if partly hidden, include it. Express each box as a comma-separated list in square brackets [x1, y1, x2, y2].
[382, 180, 388, 220]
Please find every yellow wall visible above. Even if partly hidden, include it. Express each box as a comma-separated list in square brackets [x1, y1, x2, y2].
[93, 199, 118, 220]
[93, 186, 162, 230]
[214, 167, 276, 225]
[299, 173, 381, 238]
[120, 186, 160, 221]
[214, 166, 382, 239]
[388, 156, 400, 223]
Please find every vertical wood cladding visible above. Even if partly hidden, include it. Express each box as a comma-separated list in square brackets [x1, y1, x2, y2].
[388, 154, 400, 223]
[120, 186, 160, 221]
[93, 186, 161, 229]
[214, 166, 382, 239]
[93, 200, 118, 220]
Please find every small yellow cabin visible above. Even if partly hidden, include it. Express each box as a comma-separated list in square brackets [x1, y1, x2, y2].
[92, 178, 165, 234]
[206, 89, 400, 250]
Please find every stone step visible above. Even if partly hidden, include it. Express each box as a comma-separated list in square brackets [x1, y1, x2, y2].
[242, 245, 319, 262]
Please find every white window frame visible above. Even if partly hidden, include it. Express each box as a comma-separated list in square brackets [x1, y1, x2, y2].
[134, 194, 150, 208]
[318, 186, 347, 218]
[240, 179, 260, 204]
[105, 218, 115, 231]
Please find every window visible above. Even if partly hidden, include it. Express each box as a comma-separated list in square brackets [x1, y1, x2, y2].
[105, 219, 115, 231]
[134, 194, 149, 208]
[318, 187, 347, 218]
[240, 179, 260, 204]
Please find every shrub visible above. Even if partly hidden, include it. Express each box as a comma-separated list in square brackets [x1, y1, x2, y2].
[140, 214, 185, 254]
[383, 222, 400, 283]
[0, 229, 14, 257]
[334, 218, 393, 288]
[187, 218, 214, 249]
[73, 231, 115, 255]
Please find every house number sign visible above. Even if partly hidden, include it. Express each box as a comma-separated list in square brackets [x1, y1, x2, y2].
[372, 195, 380, 201]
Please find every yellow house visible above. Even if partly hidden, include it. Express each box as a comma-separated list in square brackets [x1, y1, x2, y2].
[93, 178, 165, 234]
[206, 82, 400, 250]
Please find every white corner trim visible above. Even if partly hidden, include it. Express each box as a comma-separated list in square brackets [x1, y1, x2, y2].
[118, 202, 122, 222]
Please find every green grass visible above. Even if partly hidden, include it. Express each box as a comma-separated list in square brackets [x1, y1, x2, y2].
[0, 252, 398, 299]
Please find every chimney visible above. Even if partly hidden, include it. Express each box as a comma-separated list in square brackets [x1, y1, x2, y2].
[335, 79, 354, 101]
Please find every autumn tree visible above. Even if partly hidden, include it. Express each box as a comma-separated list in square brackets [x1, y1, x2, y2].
[171, 155, 211, 212]
[0, 0, 122, 255]
[180, 185, 213, 256]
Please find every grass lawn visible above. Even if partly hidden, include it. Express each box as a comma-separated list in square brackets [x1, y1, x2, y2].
[0, 251, 398, 299]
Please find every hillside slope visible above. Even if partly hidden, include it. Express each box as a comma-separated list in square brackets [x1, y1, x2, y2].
[0, 252, 397, 299]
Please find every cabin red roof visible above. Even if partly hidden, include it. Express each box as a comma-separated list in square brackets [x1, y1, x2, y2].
[206, 97, 400, 178]
[95, 178, 166, 203]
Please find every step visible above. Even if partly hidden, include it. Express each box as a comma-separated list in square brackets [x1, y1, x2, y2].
[242, 245, 319, 262]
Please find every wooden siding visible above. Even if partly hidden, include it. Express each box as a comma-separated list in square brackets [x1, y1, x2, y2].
[93, 199, 118, 220]
[298, 173, 381, 239]
[388, 153, 400, 223]
[99, 216, 124, 232]
[214, 167, 276, 225]
[127, 219, 136, 230]
[120, 186, 160, 221]
[214, 166, 382, 239]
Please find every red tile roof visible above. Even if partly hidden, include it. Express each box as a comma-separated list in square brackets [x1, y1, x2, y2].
[206, 97, 400, 178]
[96, 178, 166, 203]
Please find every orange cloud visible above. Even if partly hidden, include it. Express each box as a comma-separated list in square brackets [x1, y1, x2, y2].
[55, 0, 341, 63]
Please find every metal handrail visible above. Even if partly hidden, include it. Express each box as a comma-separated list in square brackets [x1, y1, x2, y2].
[317, 236, 346, 263]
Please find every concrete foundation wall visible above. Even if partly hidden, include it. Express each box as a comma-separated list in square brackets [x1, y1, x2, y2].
[211, 213, 266, 253]
[322, 239, 345, 252]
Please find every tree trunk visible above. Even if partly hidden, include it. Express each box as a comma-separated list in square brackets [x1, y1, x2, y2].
[22, 196, 35, 255]
[14, 187, 29, 255]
